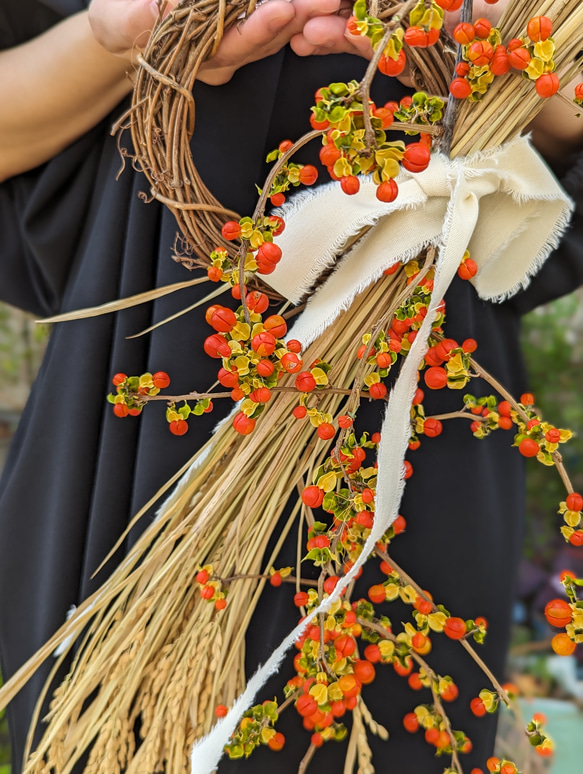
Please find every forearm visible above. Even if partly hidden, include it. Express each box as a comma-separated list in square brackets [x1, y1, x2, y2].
[0, 11, 133, 182]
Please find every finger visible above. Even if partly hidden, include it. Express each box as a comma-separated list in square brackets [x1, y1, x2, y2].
[292, 15, 373, 58]
[201, 0, 296, 71]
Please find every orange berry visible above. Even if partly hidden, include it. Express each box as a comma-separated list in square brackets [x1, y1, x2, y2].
[169, 419, 188, 436]
[566, 492, 583, 511]
[470, 697, 487, 716]
[551, 632, 576, 656]
[268, 731, 286, 751]
[232, 412, 256, 436]
[215, 704, 228, 717]
[302, 485, 324, 508]
[544, 598, 572, 628]
[444, 617, 467, 640]
[519, 438, 539, 457]
[527, 15, 553, 42]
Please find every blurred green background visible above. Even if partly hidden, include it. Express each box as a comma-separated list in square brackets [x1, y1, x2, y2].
[0, 291, 581, 771]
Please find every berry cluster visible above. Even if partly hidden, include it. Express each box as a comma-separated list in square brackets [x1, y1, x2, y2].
[450, 15, 560, 101]
[107, 370, 170, 418]
[543, 566, 583, 656]
[265, 139, 319, 207]
[312, 82, 438, 202]
[558, 491, 583, 546]
[202, 293, 303, 436]
[214, 213, 285, 280]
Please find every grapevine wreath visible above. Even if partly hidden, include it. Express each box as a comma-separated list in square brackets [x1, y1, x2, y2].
[2, 1, 583, 773]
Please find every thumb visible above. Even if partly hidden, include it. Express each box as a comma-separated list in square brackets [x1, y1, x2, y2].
[149, 0, 180, 20]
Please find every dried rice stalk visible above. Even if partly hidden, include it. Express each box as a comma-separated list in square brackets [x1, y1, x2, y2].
[6, 268, 419, 773]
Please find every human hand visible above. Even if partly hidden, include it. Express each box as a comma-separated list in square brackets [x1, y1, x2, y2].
[197, 0, 373, 85]
[88, 0, 372, 81]
[88, 0, 181, 62]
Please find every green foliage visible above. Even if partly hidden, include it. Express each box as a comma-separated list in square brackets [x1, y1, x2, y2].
[521, 291, 583, 566]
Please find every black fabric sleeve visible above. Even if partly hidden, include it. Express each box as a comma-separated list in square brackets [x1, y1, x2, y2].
[0, 0, 111, 317]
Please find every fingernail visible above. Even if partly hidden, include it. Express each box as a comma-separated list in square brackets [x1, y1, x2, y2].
[268, 12, 294, 32]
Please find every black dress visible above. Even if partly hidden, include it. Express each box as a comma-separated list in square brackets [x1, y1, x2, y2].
[1, 2, 583, 773]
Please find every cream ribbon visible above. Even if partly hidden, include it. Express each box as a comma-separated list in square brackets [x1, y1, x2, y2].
[191, 135, 573, 773]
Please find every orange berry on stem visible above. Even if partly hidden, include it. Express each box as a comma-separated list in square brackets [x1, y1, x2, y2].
[113, 403, 129, 418]
[215, 704, 228, 717]
[268, 731, 286, 751]
[364, 644, 381, 663]
[490, 46, 511, 76]
[376, 179, 399, 203]
[519, 438, 539, 458]
[378, 49, 407, 77]
[403, 712, 419, 733]
[566, 492, 583, 511]
[544, 598, 572, 627]
[423, 418, 443, 438]
[270, 193, 286, 207]
[536, 72, 560, 99]
[486, 758, 500, 773]
[246, 290, 270, 313]
[424, 727, 440, 745]
[527, 15, 553, 42]
[310, 113, 329, 131]
[467, 40, 494, 67]
[551, 632, 576, 656]
[458, 257, 478, 280]
[368, 584, 386, 604]
[293, 405, 307, 419]
[169, 419, 188, 436]
[441, 682, 459, 702]
[214, 598, 227, 610]
[393, 657, 413, 677]
[408, 671, 423, 690]
[369, 382, 388, 399]
[402, 143, 431, 174]
[302, 485, 324, 508]
[444, 616, 467, 640]
[204, 333, 231, 359]
[232, 412, 256, 435]
[508, 47, 531, 70]
[354, 659, 375, 684]
[474, 18, 492, 39]
[450, 77, 472, 99]
[281, 352, 303, 373]
[434, 0, 463, 9]
[221, 221, 241, 240]
[251, 331, 277, 357]
[341, 176, 360, 195]
[425, 366, 447, 390]
[319, 144, 341, 167]
[299, 165, 319, 186]
[317, 422, 335, 440]
[270, 571, 282, 587]
[263, 314, 287, 338]
[453, 22, 475, 45]
[470, 697, 487, 716]
[112, 372, 127, 386]
[295, 371, 317, 392]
